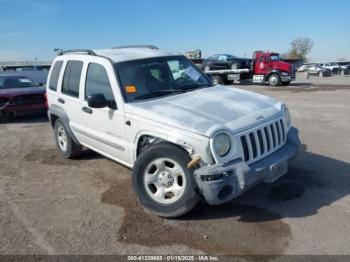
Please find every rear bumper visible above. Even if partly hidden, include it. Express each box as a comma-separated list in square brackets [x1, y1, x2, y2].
[280, 75, 295, 82]
[194, 127, 300, 205]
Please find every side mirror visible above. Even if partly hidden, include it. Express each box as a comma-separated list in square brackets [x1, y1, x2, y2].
[87, 93, 108, 108]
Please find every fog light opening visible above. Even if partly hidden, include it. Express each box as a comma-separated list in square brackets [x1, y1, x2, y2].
[218, 185, 233, 200]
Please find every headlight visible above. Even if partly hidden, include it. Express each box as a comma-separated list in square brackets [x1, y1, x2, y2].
[213, 133, 231, 157]
[283, 106, 291, 129]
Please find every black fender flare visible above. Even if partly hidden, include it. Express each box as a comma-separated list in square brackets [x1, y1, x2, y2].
[264, 70, 282, 82]
[47, 105, 80, 145]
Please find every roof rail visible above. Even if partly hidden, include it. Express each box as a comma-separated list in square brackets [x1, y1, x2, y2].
[59, 49, 96, 56]
[112, 45, 159, 50]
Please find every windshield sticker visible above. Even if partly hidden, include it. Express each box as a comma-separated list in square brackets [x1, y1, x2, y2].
[125, 85, 137, 93]
[184, 66, 201, 81]
[19, 79, 32, 83]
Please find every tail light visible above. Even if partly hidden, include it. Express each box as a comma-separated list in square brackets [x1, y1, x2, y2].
[44, 92, 48, 109]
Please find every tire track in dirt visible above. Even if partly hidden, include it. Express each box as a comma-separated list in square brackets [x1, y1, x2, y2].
[23, 148, 292, 255]
[101, 177, 291, 255]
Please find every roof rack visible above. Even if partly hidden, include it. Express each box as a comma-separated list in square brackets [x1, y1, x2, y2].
[59, 49, 96, 56]
[112, 45, 159, 50]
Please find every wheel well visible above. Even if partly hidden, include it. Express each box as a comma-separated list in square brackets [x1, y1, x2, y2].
[49, 114, 59, 128]
[136, 135, 157, 157]
[136, 135, 190, 158]
[266, 72, 280, 82]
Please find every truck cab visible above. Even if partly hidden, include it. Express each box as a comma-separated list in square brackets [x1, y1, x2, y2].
[253, 51, 294, 86]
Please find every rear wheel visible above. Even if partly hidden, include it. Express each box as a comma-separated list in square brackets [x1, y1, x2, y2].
[231, 63, 239, 70]
[268, 74, 281, 86]
[132, 143, 199, 218]
[211, 75, 224, 85]
[54, 119, 82, 159]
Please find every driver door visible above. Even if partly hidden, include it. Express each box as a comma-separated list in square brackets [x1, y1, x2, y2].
[255, 55, 270, 75]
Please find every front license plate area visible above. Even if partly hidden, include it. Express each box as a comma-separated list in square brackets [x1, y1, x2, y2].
[268, 159, 288, 183]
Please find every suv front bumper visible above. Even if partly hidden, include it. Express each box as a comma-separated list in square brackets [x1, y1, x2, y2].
[194, 127, 300, 205]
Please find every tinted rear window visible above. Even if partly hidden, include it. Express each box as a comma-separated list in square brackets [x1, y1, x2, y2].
[48, 61, 63, 91]
[62, 61, 83, 98]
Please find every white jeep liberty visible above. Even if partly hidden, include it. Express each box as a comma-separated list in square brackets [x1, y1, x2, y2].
[47, 46, 300, 217]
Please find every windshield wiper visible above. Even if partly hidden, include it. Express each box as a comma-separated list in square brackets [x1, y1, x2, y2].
[180, 83, 212, 91]
[134, 89, 186, 100]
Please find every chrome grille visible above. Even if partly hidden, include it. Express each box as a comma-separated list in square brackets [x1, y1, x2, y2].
[240, 119, 286, 164]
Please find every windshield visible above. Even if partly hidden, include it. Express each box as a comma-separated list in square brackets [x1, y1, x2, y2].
[0, 76, 37, 89]
[226, 55, 237, 60]
[115, 56, 212, 102]
[270, 54, 280, 61]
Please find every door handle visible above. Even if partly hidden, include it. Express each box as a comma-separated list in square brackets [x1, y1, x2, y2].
[58, 98, 65, 104]
[82, 106, 93, 114]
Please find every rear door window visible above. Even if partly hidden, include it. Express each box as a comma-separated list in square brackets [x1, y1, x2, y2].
[62, 61, 83, 98]
[48, 61, 63, 91]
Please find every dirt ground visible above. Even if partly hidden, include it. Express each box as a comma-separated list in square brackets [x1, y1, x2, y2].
[1, 76, 350, 256]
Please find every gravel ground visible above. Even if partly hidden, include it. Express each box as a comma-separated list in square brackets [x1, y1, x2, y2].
[0, 76, 350, 256]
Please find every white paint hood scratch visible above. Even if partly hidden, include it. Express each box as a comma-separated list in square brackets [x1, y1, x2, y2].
[127, 86, 282, 137]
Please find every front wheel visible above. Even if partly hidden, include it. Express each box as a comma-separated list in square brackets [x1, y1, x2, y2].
[204, 65, 210, 72]
[132, 143, 199, 218]
[268, 74, 281, 86]
[231, 63, 239, 70]
[211, 75, 224, 85]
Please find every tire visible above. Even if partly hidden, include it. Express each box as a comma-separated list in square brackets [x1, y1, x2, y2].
[211, 75, 224, 85]
[132, 142, 199, 218]
[54, 119, 82, 159]
[281, 81, 291, 86]
[231, 63, 239, 70]
[268, 74, 281, 86]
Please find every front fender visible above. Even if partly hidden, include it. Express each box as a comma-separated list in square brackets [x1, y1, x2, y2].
[133, 130, 214, 165]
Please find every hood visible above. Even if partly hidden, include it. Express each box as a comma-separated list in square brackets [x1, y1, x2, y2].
[271, 60, 292, 73]
[126, 86, 282, 137]
[0, 87, 46, 98]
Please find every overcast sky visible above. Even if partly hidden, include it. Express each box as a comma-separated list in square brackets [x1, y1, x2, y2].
[0, 0, 349, 62]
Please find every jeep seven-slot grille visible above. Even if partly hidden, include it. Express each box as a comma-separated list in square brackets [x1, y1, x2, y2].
[240, 119, 286, 163]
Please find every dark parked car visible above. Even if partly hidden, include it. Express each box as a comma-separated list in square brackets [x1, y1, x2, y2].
[0, 74, 47, 122]
[202, 54, 250, 72]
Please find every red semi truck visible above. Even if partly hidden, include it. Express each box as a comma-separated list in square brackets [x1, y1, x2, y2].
[200, 51, 295, 86]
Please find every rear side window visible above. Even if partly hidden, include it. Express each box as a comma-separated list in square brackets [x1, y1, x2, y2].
[48, 61, 63, 91]
[85, 63, 115, 102]
[62, 61, 83, 98]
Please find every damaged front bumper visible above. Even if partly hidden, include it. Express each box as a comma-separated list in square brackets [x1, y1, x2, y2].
[194, 127, 300, 205]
